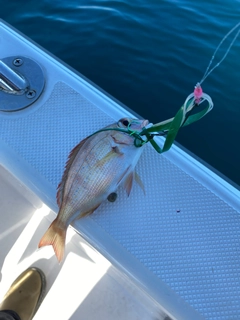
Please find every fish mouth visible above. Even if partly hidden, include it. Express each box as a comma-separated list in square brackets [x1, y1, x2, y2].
[141, 119, 149, 128]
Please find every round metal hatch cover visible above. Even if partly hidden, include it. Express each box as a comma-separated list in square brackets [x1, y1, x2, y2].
[0, 56, 45, 112]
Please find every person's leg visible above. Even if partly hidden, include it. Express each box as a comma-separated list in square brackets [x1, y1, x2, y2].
[0, 268, 46, 320]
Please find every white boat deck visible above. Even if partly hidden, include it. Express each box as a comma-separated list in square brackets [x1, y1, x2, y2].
[0, 19, 240, 320]
[0, 165, 159, 320]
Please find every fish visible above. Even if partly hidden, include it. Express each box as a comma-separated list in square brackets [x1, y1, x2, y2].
[38, 117, 148, 262]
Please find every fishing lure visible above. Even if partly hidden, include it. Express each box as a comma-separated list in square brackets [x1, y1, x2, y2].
[146, 21, 240, 153]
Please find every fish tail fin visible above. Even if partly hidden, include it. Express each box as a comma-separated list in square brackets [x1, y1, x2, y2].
[38, 219, 66, 263]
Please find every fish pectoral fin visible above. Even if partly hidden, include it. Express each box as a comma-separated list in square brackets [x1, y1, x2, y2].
[38, 219, 66, 263]
[111, 145, 123, 155]
[134, 171, 145, 195]
[123, 172, 134, 197]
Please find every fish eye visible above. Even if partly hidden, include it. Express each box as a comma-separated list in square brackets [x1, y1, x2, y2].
[118, 118, 130, 127]
[122, 119, 129, 126]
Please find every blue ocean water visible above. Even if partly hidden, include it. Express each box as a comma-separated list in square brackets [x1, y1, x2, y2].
[1, 0, 240, 186]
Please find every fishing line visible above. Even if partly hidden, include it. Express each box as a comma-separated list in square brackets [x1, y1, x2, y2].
[200, 21, 240, 85]
[184, 22, 240, 130]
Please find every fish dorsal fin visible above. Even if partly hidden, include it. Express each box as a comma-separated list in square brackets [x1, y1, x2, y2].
[57, 137, 88, 207]
[134, 172, 145, 195]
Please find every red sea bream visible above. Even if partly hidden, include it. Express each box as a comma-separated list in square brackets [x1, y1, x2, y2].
[39, 117, 148, 262]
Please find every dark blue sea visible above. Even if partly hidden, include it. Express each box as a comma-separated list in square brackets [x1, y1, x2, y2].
[1, 0, 240, 186]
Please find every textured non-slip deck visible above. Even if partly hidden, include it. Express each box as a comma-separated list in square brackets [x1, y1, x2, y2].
[1, 20, 240, 320]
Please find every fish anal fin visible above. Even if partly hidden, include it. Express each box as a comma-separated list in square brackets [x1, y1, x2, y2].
[77, 204, 101, 219]
[57, 137, 89, 207]
[79, 210, 94, 219]
[134, 172, 145, 195]
[38, 219, 67, 263]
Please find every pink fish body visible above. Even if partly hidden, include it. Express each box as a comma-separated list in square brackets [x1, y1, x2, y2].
[39, 117, 148, 261]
